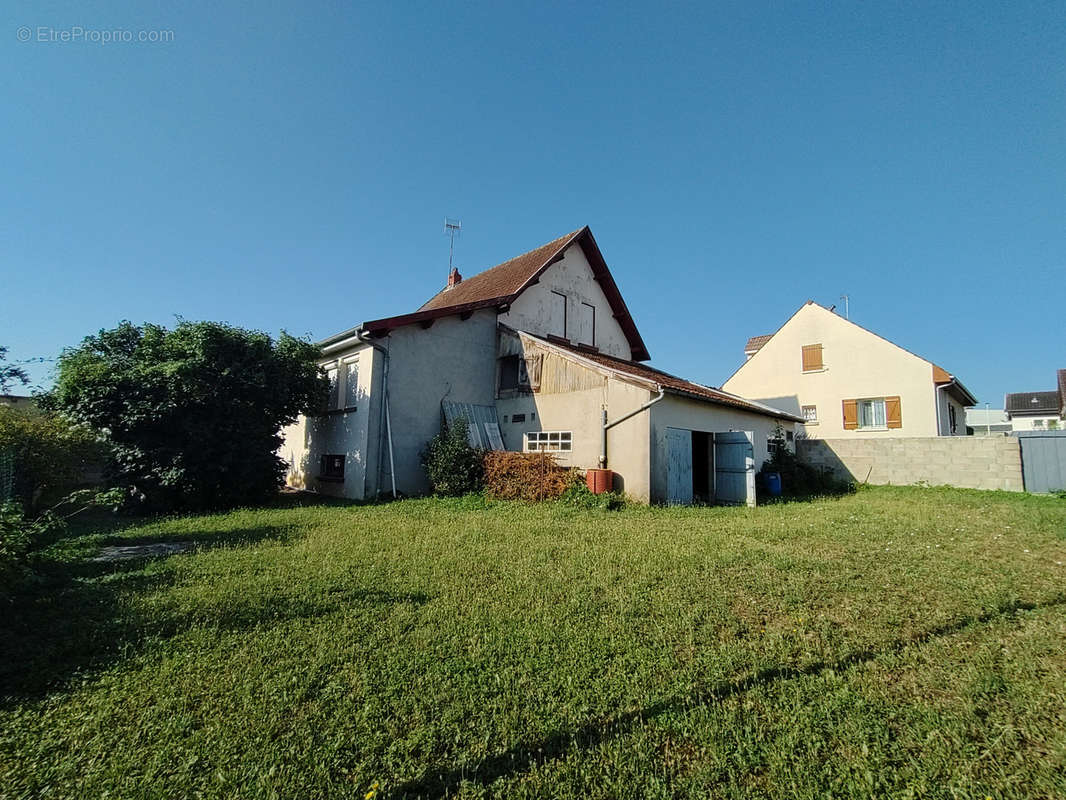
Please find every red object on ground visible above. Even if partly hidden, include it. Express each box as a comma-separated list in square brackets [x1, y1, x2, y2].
[586, 468, 613, 494]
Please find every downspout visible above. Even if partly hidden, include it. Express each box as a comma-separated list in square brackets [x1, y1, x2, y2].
[600, 385, 665, 468]
[357, 330, 397, 499]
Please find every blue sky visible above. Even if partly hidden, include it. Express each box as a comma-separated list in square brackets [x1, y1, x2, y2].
[2, 1, 1063, 406]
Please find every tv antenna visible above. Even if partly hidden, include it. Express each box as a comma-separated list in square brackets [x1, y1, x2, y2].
[444, 218, 461, 274]
[840, 294, 850, 319]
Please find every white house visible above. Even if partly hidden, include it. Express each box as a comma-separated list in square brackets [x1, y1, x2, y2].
[721, 301, 976, 438]
[1004, 370, 1066, 431]
[281, 227, 801, 505]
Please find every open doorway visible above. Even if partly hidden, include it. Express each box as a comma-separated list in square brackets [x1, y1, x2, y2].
[692, 431, 714, 504]
[665, 428, 756, 507]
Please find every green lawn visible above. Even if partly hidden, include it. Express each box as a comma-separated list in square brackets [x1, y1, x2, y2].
[1, 487, 1064, 799]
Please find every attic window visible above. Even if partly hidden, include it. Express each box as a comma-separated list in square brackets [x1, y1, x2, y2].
[498, 354, 542, 393]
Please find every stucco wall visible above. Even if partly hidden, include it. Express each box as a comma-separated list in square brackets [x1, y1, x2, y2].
[382, 309, 499, 496]
[280, 344, 379, 500]
[798, 437, 1024, 491]
[1010, 415, 1063, 431]
[498, 243, 633, 360]
[722, 303, 945, 438]
[649, 396, 796, 503]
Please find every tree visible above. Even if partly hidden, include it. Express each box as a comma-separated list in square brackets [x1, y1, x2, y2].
[50, 321, 328, 511]
[0, 347, 29, 395]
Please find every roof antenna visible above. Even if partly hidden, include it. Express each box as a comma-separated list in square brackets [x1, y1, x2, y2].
[444, 218, 462, 278]
[840, 294, 850, 319]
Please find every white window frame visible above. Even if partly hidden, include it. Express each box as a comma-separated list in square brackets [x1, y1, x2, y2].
[802, 404, 818, 423]
[857, 398, 887, 430]
[524, 431, 572, 452]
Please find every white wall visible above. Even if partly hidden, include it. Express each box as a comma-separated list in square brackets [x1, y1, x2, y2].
[723, 303, 945, 438]
[1010, 414, 1064, 431]
[280, 344, 379, 500]
[498, 243, 633, 360]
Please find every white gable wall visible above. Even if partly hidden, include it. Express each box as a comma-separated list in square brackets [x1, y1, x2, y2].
[722, 303, 943, 438]
[498, 244, 633, 360]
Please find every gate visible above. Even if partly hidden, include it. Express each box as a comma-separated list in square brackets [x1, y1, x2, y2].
[1016, 430, 1066, 493]
[665, 427, 693, 505]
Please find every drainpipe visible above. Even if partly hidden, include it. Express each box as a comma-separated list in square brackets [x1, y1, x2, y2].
[356, 330, 397, 499]
[600, 385, 665, 468]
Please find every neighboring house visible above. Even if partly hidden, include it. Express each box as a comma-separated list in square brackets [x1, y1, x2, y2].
[965, 408, 1012, 436]
[1004, 370, 1066, 431]
[721, 301, 977, 438]
[0, 394, 36, 411]
[281, 226, 801, 505]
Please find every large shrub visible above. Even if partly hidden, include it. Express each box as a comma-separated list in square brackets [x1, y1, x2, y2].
[482, 451, 579, 502]
[48, 321, 327, 512]
[421, 418, 484, 496]
[0, 406, 103, 510]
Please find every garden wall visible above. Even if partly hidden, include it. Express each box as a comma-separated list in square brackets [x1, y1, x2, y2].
[797, 436, 1024, 492]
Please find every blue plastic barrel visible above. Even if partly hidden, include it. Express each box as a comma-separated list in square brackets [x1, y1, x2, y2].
[764, 472, 782, 497]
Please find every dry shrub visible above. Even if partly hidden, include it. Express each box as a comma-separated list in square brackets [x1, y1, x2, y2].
[482, 451, 580, 502]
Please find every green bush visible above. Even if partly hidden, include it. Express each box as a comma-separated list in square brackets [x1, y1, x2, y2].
[48, 320, 327, 512]
[0, 501, 63, 599]
[559, 481, 628, 510]
[421, 418, 484, 497]
[0, 406, 104, 511]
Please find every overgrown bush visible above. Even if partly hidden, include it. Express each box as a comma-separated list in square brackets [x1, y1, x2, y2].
[421, 418, 484, 496]
[482, 451, 579, 502]
[559, 481, 628, 510]
[48, 320, 327, 512]
[760, 430, 853, 501]
[0, 405, 104, 511]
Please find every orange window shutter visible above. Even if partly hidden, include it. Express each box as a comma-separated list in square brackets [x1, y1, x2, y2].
[842, 399, 858, 430]
[802, 344, 823, 371]
[885, 396, 902, 428]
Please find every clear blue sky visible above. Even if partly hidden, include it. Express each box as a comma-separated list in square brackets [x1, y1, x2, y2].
[3, 1, 1063, 406]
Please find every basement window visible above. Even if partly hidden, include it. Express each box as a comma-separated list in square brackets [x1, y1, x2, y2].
[319, 454, 345, 482]
[525, 431, 572, 452]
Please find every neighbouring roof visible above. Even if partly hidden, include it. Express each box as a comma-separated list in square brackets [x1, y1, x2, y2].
[733, 301, 977, 406]
[358, 226, 651, 361]
[517, 329, 804, 423]
[744, 334, 772, 354]
[1005, 391, 1060, 415]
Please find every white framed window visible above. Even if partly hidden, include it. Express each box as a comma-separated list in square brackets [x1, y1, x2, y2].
[802, 405, 818, 423]
[320, 356, 360, 414]
[524, 431, 572, 452]
[857, 398, 887, 429]
[1033, 419, 1045, 429]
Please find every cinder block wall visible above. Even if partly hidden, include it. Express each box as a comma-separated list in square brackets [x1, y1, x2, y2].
[797, 436, 1024, 491]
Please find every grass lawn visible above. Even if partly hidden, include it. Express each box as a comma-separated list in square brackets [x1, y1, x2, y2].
[1, 486, 1064, 799]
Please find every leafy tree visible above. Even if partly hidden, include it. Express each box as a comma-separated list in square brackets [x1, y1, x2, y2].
[50, 321, 328, 511]
[0, 347, 29, 394]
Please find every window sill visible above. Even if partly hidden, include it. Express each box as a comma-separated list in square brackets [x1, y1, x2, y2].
[315, 406, 357, 417]
[803, 420, 819, 426]
[801, 368, 828, 374]
[855, 426, 890, 432]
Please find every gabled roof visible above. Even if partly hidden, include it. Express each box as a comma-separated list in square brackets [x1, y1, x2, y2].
[1005, 391, 1060, 415]
[729, 301, 977, 406]
[744, 334, 772, 355]
[515, 329, 804, 423]
[361, 226, 651, 361]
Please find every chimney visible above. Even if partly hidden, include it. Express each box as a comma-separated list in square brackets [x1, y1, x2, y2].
[447, 268, 462, 289]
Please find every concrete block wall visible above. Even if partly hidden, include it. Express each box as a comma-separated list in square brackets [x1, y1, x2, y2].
[798, 436, 1024, 492]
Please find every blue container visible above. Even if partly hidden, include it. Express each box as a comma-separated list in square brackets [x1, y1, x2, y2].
[763, 471, 783, 497]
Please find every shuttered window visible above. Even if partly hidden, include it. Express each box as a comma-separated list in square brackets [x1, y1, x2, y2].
[801, 344, 823, 371]
[842, 396, 902, 430]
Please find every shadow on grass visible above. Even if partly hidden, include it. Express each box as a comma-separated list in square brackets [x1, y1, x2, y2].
[389, 592, 1066, 800]
[0, 523, 428, 708]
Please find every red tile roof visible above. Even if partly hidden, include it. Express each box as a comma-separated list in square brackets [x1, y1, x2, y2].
[744, 334, 772, 354]
[522, 331, 804, 422]
[419, 229, 584, 311]
[362, 226, 651, 361]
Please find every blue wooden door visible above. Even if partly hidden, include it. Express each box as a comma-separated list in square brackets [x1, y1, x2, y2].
[714, 431, 756, 507]
[666, 427, 693, 505]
